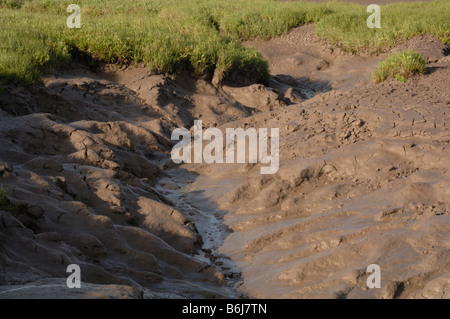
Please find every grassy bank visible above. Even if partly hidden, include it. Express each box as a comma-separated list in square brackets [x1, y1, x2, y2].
[0, 0, 449, 85]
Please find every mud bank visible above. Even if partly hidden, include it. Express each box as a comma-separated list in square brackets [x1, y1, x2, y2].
[1, 25, 449, 298]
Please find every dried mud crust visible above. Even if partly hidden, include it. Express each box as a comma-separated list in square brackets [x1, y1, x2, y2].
[185, 30, 450, 299]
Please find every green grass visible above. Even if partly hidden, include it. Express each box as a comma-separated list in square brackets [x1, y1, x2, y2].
[0, 188, 7, 206]
[372, 50, 426, 83]
[315, 1, 450, 54]
[0, 0, 449, 85]
[0, 187, 19, 213]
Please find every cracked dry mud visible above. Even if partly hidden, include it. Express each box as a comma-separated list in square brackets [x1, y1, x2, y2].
[0, 25, 449, 298]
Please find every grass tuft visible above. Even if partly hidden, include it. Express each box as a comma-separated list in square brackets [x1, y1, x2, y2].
[372, 50, 426, 83]
[0, 187, 20, 214]
[0, 188, 8, 206]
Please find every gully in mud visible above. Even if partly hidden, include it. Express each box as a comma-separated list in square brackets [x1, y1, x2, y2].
[171, 120, 279, 174]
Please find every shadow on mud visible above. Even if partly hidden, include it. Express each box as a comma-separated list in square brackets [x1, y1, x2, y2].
[271, 74, 332, 100]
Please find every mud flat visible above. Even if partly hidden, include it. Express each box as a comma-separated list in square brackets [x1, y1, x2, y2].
[1, 24, 449, 298]
[179, 27, 450, 299]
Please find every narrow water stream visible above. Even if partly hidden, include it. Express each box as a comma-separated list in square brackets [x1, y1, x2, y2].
[155, 168, 244, 297]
